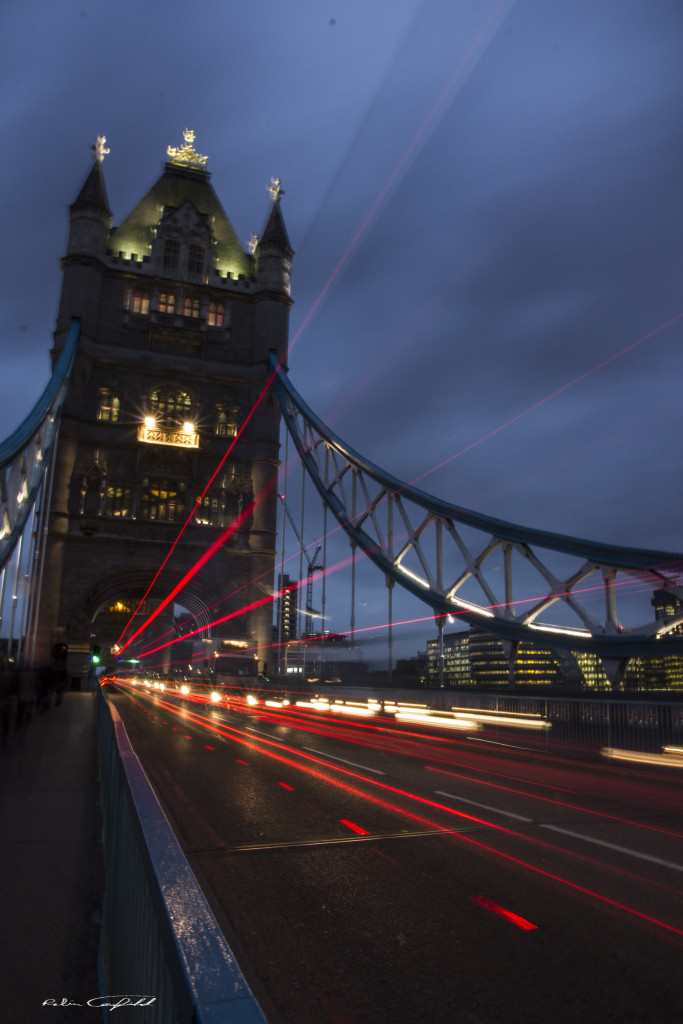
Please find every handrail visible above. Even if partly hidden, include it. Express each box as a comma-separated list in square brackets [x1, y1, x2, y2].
[98, 686, 269, 1023]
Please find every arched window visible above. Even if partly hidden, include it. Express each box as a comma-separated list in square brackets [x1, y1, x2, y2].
[141, 478, 186, 522]
[98, 390, 120, 422]
[104, 485, 131, 518]
[215, 405, 238, 437]
[188, 245, 205, 275]
[149, 386, 192, 426]
[194, 493, 221, 526]
[164, 239, 180, 270]
[83, 474, 102, 516]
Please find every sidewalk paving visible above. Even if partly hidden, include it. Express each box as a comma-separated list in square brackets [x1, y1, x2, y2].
[0, 692, 105, 1023]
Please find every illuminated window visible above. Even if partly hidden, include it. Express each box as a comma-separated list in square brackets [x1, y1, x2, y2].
[183, 296, 200, 318]
[164, 239, 180, 270]
[104, 485, 131, 518]
[98, 391, 120, 423]
[149, 386, 192, 426]
[215, 406, 238, 437]
[125, 290, 150, 315]
[158, 292, 175, 314]
[141, 478, 186, 522]
[194, 493, 220, 526]
[109, 600, 131, 613]
[188, 245, 204, 275]
[208, 301, 224, 327]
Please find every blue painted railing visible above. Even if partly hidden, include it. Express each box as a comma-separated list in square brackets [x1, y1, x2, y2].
[97, 687, 269, 1023]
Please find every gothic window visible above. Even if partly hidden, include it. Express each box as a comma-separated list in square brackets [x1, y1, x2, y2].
[141, 478, 186, 522]
[183, 296, 200, 318]
[104, 485, 131, 518]
[125, 290, 150, 315]
[208, 301, 224, 327]
[158, 292, 175, 314]
[164, 239, 180, 270]
[188, 245, 204, 275]
[215, 406, 238, 437]
[149, 386, 192, 426]
[83, 474, 102, 516]
[98, 390, 120, 423]
[194, 493, 220, 526]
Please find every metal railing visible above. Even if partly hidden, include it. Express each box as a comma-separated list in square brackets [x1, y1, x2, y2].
[97, 687, 269, 1023]
[309, 684, 683, 761]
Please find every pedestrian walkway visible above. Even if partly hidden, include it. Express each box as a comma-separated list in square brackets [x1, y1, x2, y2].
[0, 691, 104, 1022]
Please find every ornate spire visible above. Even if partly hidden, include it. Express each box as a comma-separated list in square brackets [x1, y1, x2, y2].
[267, 177, 285, 202]
[167, 129, 209, 169]
[93, 135, 110, 163]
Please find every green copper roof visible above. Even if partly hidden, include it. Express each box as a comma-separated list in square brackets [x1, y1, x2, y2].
[108, 163, 251, 277]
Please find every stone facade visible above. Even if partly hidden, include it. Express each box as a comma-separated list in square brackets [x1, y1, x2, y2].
[36, 138, 293, 681]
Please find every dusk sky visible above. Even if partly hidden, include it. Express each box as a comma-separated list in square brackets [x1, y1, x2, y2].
[1, 0, 681, 663]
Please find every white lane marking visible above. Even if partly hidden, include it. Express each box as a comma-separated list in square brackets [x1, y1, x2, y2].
[435, 791, 533, 822]
[246, 727, 284, 742]
[539, 824, 683, 873]
[302, 747, 386, 775]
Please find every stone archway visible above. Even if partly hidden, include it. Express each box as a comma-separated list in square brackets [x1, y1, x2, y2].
[84, 569, 216, 674]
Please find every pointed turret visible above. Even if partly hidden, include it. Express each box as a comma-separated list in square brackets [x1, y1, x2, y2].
[252, 178, 294, 363]
[259, 190, 293, 257]
[67, 136, 112, 258]
[255, 178, 294, 298]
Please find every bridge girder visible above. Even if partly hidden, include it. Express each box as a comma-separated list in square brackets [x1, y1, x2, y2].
[271, 353, 683, 662]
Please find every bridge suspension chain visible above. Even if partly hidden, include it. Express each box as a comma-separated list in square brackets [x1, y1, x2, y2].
[0, 319, 80, 664]
[270, 352, 683, 662]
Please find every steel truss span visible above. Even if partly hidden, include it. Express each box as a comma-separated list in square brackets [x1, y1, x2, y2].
[270, 353, 683, 662]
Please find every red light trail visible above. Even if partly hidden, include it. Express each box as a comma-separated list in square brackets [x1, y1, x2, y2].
[122, 687, 683, 941]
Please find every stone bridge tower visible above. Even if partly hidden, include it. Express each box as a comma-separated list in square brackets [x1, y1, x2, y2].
[37, 132, 293, 682]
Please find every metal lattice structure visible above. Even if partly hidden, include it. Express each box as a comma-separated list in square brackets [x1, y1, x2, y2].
[271, 352, 683, 670]
[0, 319, 80, 665]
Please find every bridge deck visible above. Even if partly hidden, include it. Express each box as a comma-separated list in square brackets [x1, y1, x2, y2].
[0, 692, 103, 1021]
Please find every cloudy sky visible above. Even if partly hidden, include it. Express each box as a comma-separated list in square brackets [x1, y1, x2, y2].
[1, 0, 681, 663]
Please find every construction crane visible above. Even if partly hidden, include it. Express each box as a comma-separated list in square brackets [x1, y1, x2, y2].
[278, 493, 323, 637]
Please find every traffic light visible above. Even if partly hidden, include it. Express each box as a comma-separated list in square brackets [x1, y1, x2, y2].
[91, 644, 101, 664]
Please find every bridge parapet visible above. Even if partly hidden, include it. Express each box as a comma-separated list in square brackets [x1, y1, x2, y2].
[98, 687, 269, 1023]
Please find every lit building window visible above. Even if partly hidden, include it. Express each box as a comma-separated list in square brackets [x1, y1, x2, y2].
[208, 301, 224, 327]
[188, 245, 204, 275]
[164, 239, 180, 270]
[194, 494, 220, 526]
[109, 600, 131, 613]
[183, 296, 200, 318]
[215, 406, 238, 437]
[141, 478, 186, 522]
[98, 391, 120, 423]
[125, 290, 150, 315]
[149, 386, 192, 426]
[104, 485, 131, 518]
[158, 292, 175, 314]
